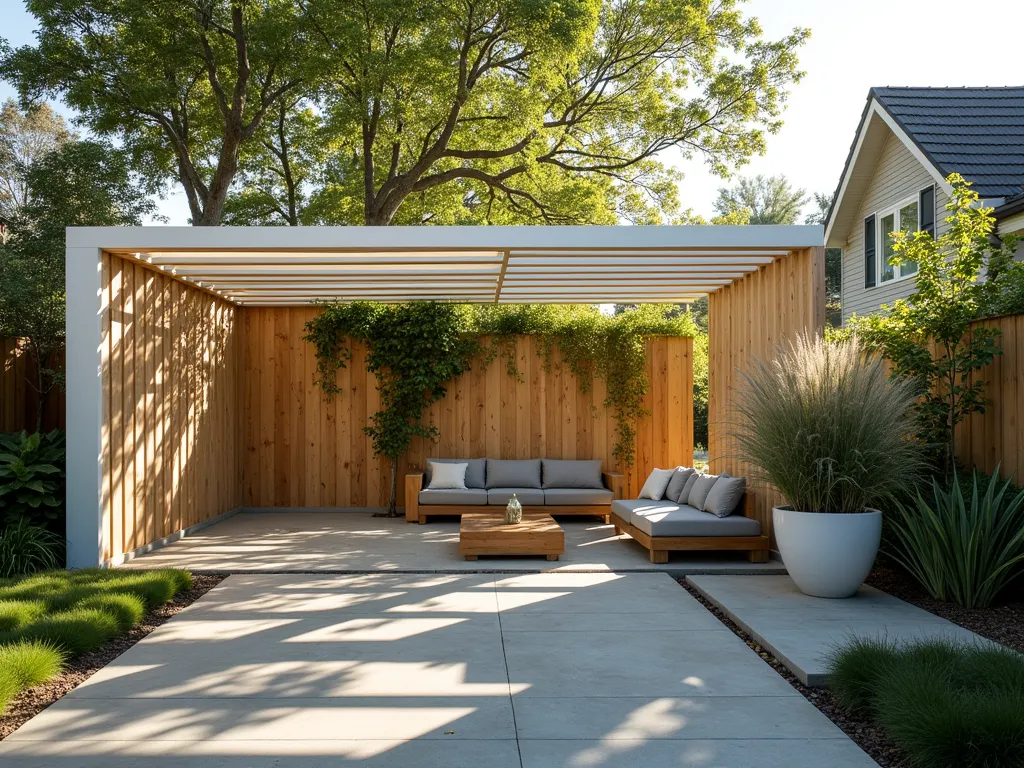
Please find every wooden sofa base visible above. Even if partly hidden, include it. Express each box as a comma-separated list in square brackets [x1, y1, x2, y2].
[610, 511, 770, 564]
[414, 505, 610, 525]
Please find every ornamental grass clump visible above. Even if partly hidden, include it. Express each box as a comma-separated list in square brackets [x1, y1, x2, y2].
[886, 470, 1024, 608]
[828, 637, 1024, 768]
[732, 334, 924, 513]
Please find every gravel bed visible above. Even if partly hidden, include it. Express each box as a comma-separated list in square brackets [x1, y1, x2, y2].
[0, 573, 227, 741]
[866, 565, 1024, 653]
[677, 578, 907, 768]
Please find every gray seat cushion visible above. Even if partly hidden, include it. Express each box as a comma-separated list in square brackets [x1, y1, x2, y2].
[543, 488, 614, 506]
[541, 459, 604, 489]
[418, 488, 488, 506]
[487, 488, 545, 506]
[611, 498, 681, 527]
[632, 504, 761, 538]
[426, 458, 486, 489]
[486, 459, 542, 489]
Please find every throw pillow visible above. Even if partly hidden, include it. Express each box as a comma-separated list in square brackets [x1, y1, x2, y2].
[638, 468, 676, 500]
[426, 458, 486, 488]
[688, 473, 720, 510]
[702, 475, 747, 517]
[664, 467, 694, 501]
[427, 462, 468, 490]
[541, 459, 604, 489]
[676, 472, 700, 504]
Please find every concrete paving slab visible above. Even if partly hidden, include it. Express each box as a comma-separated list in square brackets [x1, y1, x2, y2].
[121, 511, 786, 574]
[518, 738, 878, 768]
[688, 574, 991, 686]
[8, 697, 517, 741]
[0, 572, 876, 767]
[0, 739, 524, 768]
[502, 628, 799, 698]
[512, 695, 854, 740]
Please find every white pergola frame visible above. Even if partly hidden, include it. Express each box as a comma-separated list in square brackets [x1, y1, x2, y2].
[65, 224, 823, 566]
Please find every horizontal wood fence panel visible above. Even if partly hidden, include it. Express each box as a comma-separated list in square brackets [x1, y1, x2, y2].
[1, 339, 65, 433]
[240, 308, 693, 508]
[101, 254, 241, 562]
[708, 247, 826, 545]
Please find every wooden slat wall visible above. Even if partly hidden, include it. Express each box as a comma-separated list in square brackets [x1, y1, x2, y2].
[101, 254, 241, 562]
[240, 308, 693, 507]
[708, 247, 826, 544]
[955, 314, 1023, 484]
[1, 339, 65, 433]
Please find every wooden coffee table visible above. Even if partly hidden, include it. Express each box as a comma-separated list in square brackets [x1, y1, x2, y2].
[459, 512, 565, 561]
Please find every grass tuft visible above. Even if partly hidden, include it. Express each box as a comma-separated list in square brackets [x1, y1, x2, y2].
[0, 640, 65, 688]
[2, 608, 121, 655]
[0, 600, 46, 632]
[77, 592, 146, 633]
[829, 638, 1024, 767]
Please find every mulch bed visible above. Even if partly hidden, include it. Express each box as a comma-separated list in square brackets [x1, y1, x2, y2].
[866, 564, 1024, 653]
[677, 578, 909, 768]
[0, 573, 227, 741]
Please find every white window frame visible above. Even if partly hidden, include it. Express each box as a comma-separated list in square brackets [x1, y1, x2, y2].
[875, 189, 929, 285]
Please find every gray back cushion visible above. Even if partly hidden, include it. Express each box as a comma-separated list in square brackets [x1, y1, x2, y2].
[703, 476, 747, 518]
[426, 458, 486, 489]
[541, 459, 603, 489]
[688, 474, 720, 511]
[664, 467, 694, 502]
[486, 459, 542, 489]
[676, 472, 700, 504]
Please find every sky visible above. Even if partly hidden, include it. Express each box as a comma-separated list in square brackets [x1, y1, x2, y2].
[2, 0, 1023, 226]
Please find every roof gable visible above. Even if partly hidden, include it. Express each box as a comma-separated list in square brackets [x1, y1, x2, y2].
[826, 87, 1024, 247]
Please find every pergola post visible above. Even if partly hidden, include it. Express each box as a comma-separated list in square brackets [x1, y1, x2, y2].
[65, 244, 108, 568]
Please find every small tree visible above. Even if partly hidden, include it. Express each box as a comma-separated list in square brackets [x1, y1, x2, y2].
[848, 174, 1018, 472]
[0, 139, 157, 429]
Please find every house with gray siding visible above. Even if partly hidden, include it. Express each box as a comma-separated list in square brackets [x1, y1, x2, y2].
[825, 87, 1024, 323]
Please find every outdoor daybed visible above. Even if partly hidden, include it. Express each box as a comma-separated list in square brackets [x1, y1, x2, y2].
[405, 458, 624, 525]
[610, 467, 769, 564]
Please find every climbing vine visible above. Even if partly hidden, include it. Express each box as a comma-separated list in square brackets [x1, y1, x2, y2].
[306, 302, 695, 513]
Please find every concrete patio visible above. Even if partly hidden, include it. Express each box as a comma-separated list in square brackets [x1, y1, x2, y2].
[0, 572, 875, 767]
[121, 510, 787, 574]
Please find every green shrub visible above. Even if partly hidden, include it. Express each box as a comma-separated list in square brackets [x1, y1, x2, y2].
[0, 600, 45, 631]
[0, 519, 64, 578]
[0, 668, 17, 713]
[0, 430, 65, 527]
[886, 470, 1024, 608]
[77, 592, 146, 632]
[2, 607, 120, 655]
[828, 638, 1024, 768]
[0, 640, 65, 688]
[731, 334, 925, 513]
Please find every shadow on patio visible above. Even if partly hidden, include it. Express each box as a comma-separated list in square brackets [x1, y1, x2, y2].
[0, 572, 873, 767]
[119, 511, 785, 574]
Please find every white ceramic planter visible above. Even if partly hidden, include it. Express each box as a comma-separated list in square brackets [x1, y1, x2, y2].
[773, 506, 882, 599]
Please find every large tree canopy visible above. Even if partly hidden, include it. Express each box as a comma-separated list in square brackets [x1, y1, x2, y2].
[0, 99, 72, 222]
[2, 0, 807, 226]
[713, 172, 807, 225]
[1, 0, 318, 226]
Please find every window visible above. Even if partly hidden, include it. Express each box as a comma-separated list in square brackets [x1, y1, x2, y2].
[875, 193, 926, 284]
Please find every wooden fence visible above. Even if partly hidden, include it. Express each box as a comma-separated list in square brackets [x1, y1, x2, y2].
[239, 308, 694, 507]
[956, 314, 1024, 484]
[1, 338, 65, 433]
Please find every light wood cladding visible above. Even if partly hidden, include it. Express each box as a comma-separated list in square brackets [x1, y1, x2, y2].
[707, 247, 826, 545]
[101, 254, 241, 562]
[956, 313, 1023, 485]
[239, 309, 694, 507]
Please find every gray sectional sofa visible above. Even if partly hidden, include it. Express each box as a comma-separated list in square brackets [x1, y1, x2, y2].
[405, 458, 624, 524]
[610, 468, 769, 564]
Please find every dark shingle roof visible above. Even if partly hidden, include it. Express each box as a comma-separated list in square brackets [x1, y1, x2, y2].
[872, 87, 1024, 199]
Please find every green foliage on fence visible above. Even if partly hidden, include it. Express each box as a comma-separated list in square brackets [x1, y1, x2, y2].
[305, 302, 696, 513]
